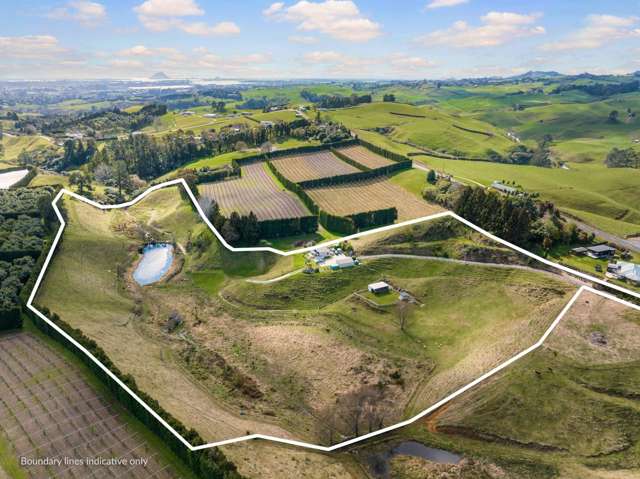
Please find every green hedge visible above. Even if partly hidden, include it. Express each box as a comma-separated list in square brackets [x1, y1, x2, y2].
[319, 210, 355, 234]
[318, 207, 398, 235]
[297, 160, 410, 189]
[25, 304, 243, 479]
[330, 147, 370, 171]
[258, 216, 318, 238]
[232, 139, 358, 168]
[265, 161, 319, 214]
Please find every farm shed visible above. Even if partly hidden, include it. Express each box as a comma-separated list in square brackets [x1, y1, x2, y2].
[571, 247, 588, 256]
[329, 256, 356, 270]
[368, 281, 390, 294]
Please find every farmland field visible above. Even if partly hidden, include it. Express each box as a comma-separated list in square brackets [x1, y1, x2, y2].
[270, 150, 360, 182]
[0, 332, 184, 479]
[327, 102, 518, 158]
[305, 177, 443, 221]
[334, 144, 395, 169]
[198, 162, 310, 220]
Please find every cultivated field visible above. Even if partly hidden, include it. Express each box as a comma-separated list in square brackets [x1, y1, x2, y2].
[305, 177, 442, 221]
[0, 332, 180, 479]
[334, 145, 395, 169]
[270, 150, 360, 182]
[198, 162, 310, 220]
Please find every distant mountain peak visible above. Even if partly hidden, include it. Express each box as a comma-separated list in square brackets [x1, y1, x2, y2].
[151, 72, 169, 80]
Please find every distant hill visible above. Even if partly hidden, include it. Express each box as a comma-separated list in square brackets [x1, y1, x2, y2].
[151, 72, 169, 80]
[509, 71, 563, 81]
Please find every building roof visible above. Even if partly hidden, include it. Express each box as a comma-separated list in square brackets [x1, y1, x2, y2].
[587, 244, 616, 253]
[619, 261, 640, 282]
[368, 281, 389, 290]
[334, 256, 355, 265]
[571, 247, 588, 253]
[491, 181, 518, 194]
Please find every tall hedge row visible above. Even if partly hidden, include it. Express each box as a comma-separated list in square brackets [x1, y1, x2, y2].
[25, 304, 243, 479]
[258, 215, 318, 238]
[232, 139, 359, 168]
[296, 160, 410, 189]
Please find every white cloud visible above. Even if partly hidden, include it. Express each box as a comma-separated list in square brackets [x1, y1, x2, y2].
[118, 45, 154, 56]
[541, 14, 639, 51]
[425, 0, 468, 9]
[0, 35, 67, 59]
[417, 11, 545, 47]
[179, 21, 240, 36]
[288, 35, 318, 44]
[263, 2, 284, 16]
[133, 0, 239, 36]
[301, 50, 434, 77]
[47, 1, 107, 26]
[134, 0, 203, 17]
[264, 0, 381, 42]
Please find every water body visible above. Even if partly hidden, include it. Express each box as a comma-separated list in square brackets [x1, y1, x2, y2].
[133, 243, 174, 286]
[0, 169, 28, 189]
[367, 441, 461, 478]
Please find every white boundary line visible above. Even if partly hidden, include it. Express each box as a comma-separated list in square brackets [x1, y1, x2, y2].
[24, 178, 640, 453]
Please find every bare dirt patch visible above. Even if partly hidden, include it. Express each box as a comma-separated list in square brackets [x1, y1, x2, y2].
[545, 291, 640, 364]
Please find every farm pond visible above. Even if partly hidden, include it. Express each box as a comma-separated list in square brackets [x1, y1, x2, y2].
[366, 441, 461, 478]
[133, 243, 174, 286]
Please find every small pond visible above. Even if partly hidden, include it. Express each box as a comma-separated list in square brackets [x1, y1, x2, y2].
[0, 169, 29, 189]
[133, 243, 174, 286]
[366, 441, 461, 478]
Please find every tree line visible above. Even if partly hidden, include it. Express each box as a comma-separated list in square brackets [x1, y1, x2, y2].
[300, 90, 372, 108]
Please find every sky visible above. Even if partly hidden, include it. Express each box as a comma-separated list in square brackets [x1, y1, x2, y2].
[0, 0, 639, 80]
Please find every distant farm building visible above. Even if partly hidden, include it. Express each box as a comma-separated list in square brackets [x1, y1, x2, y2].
[260, 120, 275, 127]
[181, 111, 195, 116]
[491, 181, 519, 195]
[368, 281, 390, 294]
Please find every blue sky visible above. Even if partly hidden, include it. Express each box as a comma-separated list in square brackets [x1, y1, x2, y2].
[1, 0, 639, 79]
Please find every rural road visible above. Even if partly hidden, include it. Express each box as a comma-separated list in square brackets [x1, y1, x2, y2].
[412, 160, 486, 188]
[566, 217, 640, 254]
[245, 253, 587, 288]
[412, 158, 640, 253]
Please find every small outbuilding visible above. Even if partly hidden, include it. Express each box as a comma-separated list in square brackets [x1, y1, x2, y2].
[368, 281, 390, 294]
[571, 247, 588, 256]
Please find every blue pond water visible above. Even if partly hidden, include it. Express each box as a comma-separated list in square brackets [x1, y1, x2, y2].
[133, 243, 174, 286]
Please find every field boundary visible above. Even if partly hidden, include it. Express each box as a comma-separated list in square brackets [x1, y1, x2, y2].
[25, 177, 640, 454]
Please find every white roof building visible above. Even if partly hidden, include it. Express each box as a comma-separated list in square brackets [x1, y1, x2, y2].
[368, 281, 390, 293]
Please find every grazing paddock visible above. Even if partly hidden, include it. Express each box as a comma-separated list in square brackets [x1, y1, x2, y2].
[198, 162, 310, 221]
[0, 332, 179, 479]
[270, 150, 360, 183]
[334, 145, 395, 169]
[305, 178, 443, 221]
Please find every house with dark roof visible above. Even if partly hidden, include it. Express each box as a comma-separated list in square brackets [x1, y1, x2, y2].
[586, 244, 616, 259]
